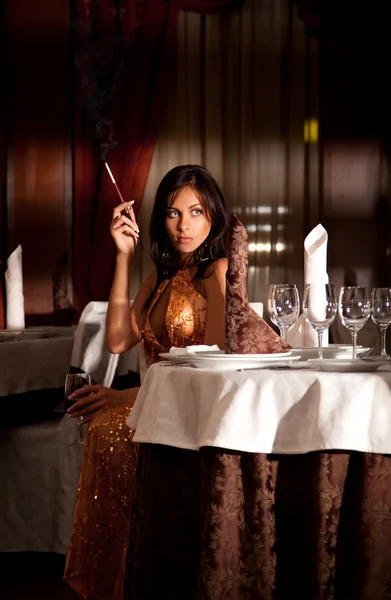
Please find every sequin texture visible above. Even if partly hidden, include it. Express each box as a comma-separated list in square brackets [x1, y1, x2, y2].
[143, 269, 206, 364]
[64, 269, 207, 599]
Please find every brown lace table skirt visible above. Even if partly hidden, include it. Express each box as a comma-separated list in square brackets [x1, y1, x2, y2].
[125, 444, 391, 600]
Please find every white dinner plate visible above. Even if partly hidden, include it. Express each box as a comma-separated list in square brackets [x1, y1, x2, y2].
[187, 353, 300, 371]
[290, 346, 371, 360]
[159, 353, 195, 365]
[0, 330, 23, 342]
[187, 351, 293, 359]
[159, 350, 293, 366]
[328, 344, 363, 348]
[307, 358, 389, 373]
[0, 327, 75, 342]
[0, 330, 23, 336]
[159, 351, 297, 370]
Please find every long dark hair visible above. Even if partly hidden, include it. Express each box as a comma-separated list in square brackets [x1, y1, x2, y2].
[144, 164, 229, 310]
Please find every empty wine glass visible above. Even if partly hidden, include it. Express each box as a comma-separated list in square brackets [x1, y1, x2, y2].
[267, 284, 300, 342]
[302, 283, 337, 358]
[338, 286, 371, 359]
[65, 373, 92, 445]
[371, 287, 391, 359]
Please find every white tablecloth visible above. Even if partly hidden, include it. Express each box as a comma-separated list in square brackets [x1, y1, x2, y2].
[128, 363, 391, 455]
[0, 328, 75, 396]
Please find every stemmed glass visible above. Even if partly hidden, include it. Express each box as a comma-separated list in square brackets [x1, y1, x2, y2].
[371, 287, 391, 359]
[303, 283, 337, 359]
[65, 373, 92, 445]
[338, 286, 371, 359]
[267, 284, 300, 342]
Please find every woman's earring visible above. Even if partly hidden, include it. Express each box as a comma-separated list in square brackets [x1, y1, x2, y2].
[195, 243, 210, 264]
[161, 241, 172, 275]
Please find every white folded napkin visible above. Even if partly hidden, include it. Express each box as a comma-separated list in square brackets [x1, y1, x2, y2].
[287, 224, 329, 348]
[5, 245, 25, 330]
[169, 344, 220, 355]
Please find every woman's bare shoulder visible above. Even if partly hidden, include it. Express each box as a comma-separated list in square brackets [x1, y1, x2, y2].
[206, 258, 228, 278]
[203, 258, 228, 296]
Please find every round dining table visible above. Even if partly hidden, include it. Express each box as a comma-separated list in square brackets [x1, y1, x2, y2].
[125, 360, 391, 600]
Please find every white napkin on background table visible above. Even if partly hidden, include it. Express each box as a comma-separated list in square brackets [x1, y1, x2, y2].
[287, 224, 329, 347]
[5, 245, 25, 330]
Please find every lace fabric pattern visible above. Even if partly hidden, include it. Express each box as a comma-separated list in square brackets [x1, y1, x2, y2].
[225, 214, 290, 354]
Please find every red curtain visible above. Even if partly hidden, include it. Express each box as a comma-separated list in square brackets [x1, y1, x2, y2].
[73, 0, 179, 307]
[73, 0, 248, 310]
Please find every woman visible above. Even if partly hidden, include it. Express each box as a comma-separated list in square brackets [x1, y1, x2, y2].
[64, 165, 230, 600]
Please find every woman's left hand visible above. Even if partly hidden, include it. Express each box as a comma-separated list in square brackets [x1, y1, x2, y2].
[67, 384, 139, 424]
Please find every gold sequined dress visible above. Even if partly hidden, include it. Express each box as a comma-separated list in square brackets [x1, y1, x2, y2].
[64, 269, 207, 600]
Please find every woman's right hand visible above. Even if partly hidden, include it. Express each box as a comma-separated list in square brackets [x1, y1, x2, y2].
[110, 201, 140, 256]
[67, 384, 139, 423]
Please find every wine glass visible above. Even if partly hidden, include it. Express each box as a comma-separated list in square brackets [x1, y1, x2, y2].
[65, 373, 92, 445]
[267, 284, 300, 342]
[371, 287, 391, 359]
[338, 286, 371, 359]
[302, 283, 337, 358]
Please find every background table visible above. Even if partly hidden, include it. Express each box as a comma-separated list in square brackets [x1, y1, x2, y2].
[0, 325, 141, 555]
[0, 327, 74, 397]
[0, 327, 80, 554]
[125, 363, 391, 600]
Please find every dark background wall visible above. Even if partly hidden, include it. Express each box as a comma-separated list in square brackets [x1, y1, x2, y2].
[3, 0, 71, 323]
[1, 0, 390, 321]
[319, 0, 390, 289]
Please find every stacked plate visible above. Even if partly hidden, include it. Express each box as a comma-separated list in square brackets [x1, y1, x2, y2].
[159, 345, 391, 373]
[159, 350, 301, 371]
[307, 357, 389, 372]
[285, 344, 390, 372]
[290, 344, 371, 360]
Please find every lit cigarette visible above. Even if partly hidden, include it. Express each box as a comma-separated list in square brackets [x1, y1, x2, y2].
[104, 161, 144, 249]
[104, 162, 126, 204]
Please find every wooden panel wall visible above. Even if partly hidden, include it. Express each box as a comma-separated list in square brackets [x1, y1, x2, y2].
[5, 0, 72, 323]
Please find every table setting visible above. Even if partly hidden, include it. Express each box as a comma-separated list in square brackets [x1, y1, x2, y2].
[126, 216, 391, 600]
[129, 211, 391, 452]
[0, 243, 77, 397]
[156, 219, 391, 374]
[266, 281, 390, 372]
